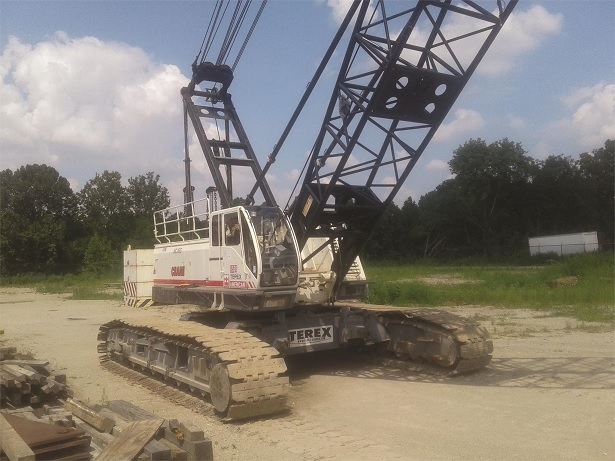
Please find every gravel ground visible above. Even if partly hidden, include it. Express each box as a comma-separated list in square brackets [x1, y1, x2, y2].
[1, 288, 613, 460]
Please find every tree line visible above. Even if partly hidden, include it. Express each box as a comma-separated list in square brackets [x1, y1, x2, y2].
[364, 139, 614, 261]
[0, 168, 169, 275]
[0, 138, 612, 275]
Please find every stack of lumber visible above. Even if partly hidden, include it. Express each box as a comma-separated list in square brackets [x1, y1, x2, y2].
[0, 410, 92, 461]
[0, 358, 71, 408]
[0, 399, 215, 461]
[75, 399, 215, 461]
[0, 348, 16, 361]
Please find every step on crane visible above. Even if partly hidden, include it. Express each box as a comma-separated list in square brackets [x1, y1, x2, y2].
[99, 0, 518, 420]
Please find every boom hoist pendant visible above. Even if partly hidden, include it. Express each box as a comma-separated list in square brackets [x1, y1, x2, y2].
[100, 0, 518, 421]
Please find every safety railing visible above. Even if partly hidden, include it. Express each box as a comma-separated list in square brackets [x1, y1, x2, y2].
[154, 198, 211, 243]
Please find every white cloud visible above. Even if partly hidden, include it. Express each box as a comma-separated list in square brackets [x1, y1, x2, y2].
[425, 159, 448, 171]
[567, 83, 615, 148]
[385, 4, 561, 79]
[327, 0, 355, 24]
[326, 0, 376, 25]
[433, 108, 484, 142]
[506, 115, 526, 130]
[0, 32, 189, 186]
[539, 82, 615, 155]
[286, 169, 301, 182]
[480, 5, 563, 76]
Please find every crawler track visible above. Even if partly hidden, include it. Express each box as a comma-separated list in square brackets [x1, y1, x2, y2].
[100, 360, 216, 416]
[347, 304, 493, 374]
[98, 306, 491, 420]
[98, 318, 289, 421]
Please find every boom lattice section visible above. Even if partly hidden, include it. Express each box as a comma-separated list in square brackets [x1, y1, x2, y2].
[289, 0, 518, 295]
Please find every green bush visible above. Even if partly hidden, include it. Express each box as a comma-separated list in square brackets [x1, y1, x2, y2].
[82, 235, 120, 274]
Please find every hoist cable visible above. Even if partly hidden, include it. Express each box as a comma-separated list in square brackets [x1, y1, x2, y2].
[216, 0, 243, 65]
[202, 0, 231, 64]
[217, 0, 252, 65]
[195, 0, 221, 65]
[232, 0, 267, 71]
[195, 0, 267, 72]
[221, 1, 252, 65]
[247, 0, 362, 205]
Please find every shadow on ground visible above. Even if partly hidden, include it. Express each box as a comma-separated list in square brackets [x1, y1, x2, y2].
[286, 349, 614, 390]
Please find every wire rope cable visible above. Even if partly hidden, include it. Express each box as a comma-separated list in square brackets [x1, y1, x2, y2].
[194, 0, 267, 72]
[231, 0, 267, 71]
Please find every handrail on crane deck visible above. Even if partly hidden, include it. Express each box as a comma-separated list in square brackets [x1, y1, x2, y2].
[154, 197, 212, 244]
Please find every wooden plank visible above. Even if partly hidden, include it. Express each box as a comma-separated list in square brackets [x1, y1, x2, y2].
[107, 400, 158, 421]
[1, 413, 86, 448]
[73, 416, 115, 451]
[6, 390, 22, 406]
[95, 419, 164, 461]
[0, 360, 49, 368]
[157, 439, 188, 461]
[0, 413, 35, 461]
[29, 435, 91, 457]
[0, 366, 26, 383]
[167, 419, 204, 442]
[0, 365, 44, 385]
[0, 371, 18, 388]
[143, 438, 171, 461]
[41, 378, 65, 395]
[65, 398, 114, 433]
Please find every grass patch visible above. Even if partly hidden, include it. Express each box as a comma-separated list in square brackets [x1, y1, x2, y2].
[2, 253, 612, 324]
[0, 272, 123, 301]
[365, 252, 614, 324]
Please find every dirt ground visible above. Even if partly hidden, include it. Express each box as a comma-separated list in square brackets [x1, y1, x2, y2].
[1, 288, 613, 460]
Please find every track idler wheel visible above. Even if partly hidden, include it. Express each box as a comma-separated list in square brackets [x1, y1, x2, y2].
[430, 334, 459, 368]
[210, 364, 232, 413]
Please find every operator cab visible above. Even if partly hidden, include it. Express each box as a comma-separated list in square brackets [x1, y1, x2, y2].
[211, 206, 299, 289]
[152, 201, 300, 310]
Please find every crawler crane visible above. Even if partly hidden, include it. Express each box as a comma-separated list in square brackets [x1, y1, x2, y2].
[99, 0, 518, 420]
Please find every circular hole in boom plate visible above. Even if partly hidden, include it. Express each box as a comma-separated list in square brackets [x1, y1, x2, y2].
[385, 96, 398, 109]
[396, 76, 409, 90]
[434, 83, 447, 96]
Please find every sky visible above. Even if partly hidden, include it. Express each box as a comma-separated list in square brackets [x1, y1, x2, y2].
[1, 0, 614, 208]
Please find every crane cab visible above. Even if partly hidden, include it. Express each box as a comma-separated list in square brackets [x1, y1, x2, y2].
[151, 202, 300, 312]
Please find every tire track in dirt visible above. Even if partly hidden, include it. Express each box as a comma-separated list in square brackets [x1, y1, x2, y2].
[239, 413, 406, 460]
[101, 359, 404, 459]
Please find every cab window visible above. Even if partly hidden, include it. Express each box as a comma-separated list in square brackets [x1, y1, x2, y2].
[241, 212, 258, 277]
[211, 215, 220, 246]
[224, 212, 241, 246]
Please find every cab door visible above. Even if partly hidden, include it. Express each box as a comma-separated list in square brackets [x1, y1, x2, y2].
[209, 212, 223, 282]
[220, 210, 244, 288]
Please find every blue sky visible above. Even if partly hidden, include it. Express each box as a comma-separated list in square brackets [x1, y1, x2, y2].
[1, 0, 613, 207]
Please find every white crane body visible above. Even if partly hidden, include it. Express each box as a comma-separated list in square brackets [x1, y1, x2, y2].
[100, 0, 518, 420]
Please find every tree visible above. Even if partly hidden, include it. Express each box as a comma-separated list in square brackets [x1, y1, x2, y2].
[448, 138, 536, 254]
[125, 172, 170, 248]
[417, 180, 470, 258]
[0, 165, 79, 274]
[78, 171, 131, 252]
[363, 203, 406, 261]
[578, 140, 614, 246]
[399, 197, 423, 259]
[82, 234, 117, 274]
[127, 172, 170, 218]
[531, 155, 586, 236]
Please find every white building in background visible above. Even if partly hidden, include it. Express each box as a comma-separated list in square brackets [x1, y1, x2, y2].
[528, 232, 599, 256]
